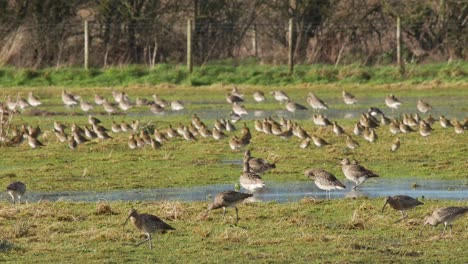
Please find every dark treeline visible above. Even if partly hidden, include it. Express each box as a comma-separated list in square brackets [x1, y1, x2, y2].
[0, 0, 466, 68]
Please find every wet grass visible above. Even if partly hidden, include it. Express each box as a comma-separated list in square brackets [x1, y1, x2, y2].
[0, 83, 467, 192]
[0, 199, 466, 263]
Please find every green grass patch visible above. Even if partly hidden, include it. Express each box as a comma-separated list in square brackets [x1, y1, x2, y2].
[0, 61, 466, 88]
[0, 199, 466, 262]
[0, 83, 466, 192]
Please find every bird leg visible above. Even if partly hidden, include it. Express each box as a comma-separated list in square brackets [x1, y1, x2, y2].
[135, 233, 152, 249]
[394, 211, 408, 223]
[235, 207, 239, 223]
[222, 207, 226, 219]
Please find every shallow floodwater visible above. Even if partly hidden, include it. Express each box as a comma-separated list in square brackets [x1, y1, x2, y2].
[39, 95, 467, 121]
[14, 178, 467, 203]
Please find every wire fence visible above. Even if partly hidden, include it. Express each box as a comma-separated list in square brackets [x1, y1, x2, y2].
[0, 17, 466, 69]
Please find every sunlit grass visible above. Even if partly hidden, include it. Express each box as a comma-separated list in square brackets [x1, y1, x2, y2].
[0, 83, 467, 191]
[0, 199, 466, 262]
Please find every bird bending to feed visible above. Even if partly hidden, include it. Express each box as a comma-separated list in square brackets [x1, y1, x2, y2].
[204, 191, 253, 223]
[305, 169, 345, 199]
[340, 158, 379, 189]
[244, 150, 276, 175]
[123, 209, 175, 249]
[6, 181, 26, 207]
[420, 207, 468, 236]
[382, 195, 423, 223]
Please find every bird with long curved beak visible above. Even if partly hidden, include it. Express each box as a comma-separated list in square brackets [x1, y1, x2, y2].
[123, 209, 175, 249]
[419, 207, 468, 236]
[381, 195, 423, 223]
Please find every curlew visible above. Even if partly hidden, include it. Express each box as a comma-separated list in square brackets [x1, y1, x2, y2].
[391, 137, 400, 152]
[305, 168, 345, 199]
[244, 150, 276, 175]
[61, 90, 79, 107]
[342, 90, 358, 105]
[417, 100, 432, 113]
[271, 90, 289, 103]
[123, 209, 175, 249]
[421, 207, 468, 236]
[170, 100, 184, 111]
[232, 102, 248, 116]
[382, 195, 423, 223]
[340, 158, 379, 189]
[385, 94, 401, 111]
[239, 151, 265, 192]
[345, 135, 359, 150]
[27, 135, 44, 149]
[205, 191, 253, 223]
[253, 91, 265, 102]
[27, 92, 42, 107]
[307, 92, 328, 110]
[6, 181, 26, 207]
[285, 100, 307, 113]
[226, 93, 244, 104]
[80, 99, 94, 112]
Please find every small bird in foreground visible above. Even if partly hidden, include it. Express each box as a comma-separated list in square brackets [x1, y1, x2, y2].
[204, 190, 253, 224]
[420, 207, 468, 236]
[381, 195, 423, 223]
[123, 209, 175, 249]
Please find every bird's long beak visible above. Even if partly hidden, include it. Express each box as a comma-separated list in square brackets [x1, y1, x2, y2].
[123, 214, 131, 229]
[381, 202, 388, 213]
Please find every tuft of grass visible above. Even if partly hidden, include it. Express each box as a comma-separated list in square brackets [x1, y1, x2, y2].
[95, 202, 114, 215]
[12, 219, 33, 238]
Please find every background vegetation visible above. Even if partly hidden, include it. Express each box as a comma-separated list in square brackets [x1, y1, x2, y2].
[0, 0, 466, 68]
[0, 61, 466, 87]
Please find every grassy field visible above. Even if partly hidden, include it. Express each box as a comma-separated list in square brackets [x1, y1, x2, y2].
[0, 61, 467, 87]
[0, 199, 467, 263]
[0, 63, 467, 263]
[0, 82, 467, 192]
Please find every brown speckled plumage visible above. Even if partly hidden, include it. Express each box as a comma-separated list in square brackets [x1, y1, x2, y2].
[124, 209, 175, 249]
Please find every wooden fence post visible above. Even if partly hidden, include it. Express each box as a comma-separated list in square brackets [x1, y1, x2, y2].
[288, 18, 294, 75]
[187, 19, 193, 73]
[252, 24, 258, 57]
[396, 16, 405, 75]
[84, 20, 89, 70]
[396, 16, 401, 67]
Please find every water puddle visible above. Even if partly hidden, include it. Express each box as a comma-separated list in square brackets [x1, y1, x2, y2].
[23, 95, 467, 121]
[10, 179, 467, 203]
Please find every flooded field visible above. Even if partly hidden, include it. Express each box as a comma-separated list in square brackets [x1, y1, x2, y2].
[15, 178, 467, 203]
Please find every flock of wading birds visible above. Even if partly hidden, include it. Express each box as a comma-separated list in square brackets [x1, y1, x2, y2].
[2, 87, 467, 249]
